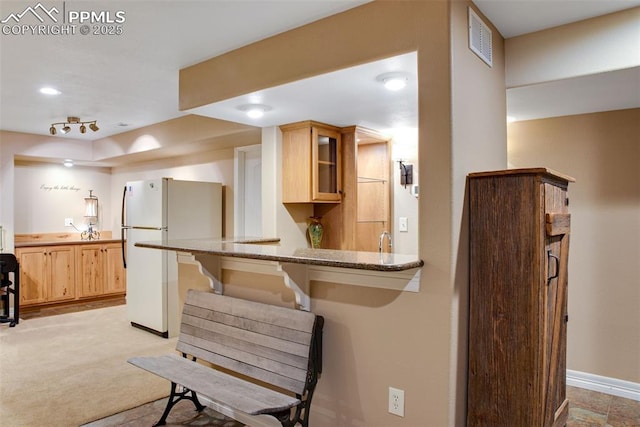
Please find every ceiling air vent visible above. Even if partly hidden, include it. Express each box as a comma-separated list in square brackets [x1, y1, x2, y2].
[468, 7, 493, 67]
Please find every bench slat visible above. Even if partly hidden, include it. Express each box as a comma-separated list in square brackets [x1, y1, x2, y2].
[183, 304, 312, 345]
[181, 313, 311, 360]
[180, 321, 309, 370]
[177, 340, 308, 394]
[128, 354, 301, 415]
[185, 290, 316, 332]
[178, 331, 308, 384]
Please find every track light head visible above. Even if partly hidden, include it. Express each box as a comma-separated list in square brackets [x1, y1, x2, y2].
[80, 124, 87, 134]
[49, 126, 57, 135]
[60, 125, 71, 134]
[89, 122, 99, 132]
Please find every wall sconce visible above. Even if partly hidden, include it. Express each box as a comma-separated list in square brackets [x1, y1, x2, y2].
[398, 160, 413, 188]
[50, 117, 99, 135]
[82, 190, 100, 240]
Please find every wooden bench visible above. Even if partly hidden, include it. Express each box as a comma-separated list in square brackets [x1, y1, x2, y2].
[128, 289, 324, 427]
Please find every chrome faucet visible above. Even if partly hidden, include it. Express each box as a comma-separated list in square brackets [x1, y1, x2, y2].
[379, 231, 392, 253]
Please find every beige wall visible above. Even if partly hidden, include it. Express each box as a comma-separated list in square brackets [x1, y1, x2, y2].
[179, 1, 506, 425]
[505, 7, 640, 87]
[110, 148, 238, 238]
[13, 161, 112, 234]
[508, 108, 640, 383]
[0, 118, 260, 249]
[450, 0, 507, 420]
[0, 130, 93, 251]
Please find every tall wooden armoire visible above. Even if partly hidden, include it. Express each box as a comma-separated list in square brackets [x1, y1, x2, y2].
[467, 168, 574, 427]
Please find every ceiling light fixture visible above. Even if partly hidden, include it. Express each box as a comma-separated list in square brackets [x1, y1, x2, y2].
[376, 72, 409, 91]
[39, 87, 61, 95]
[237, 104, 272, 119]
[63, 159, 74, 168]
[50, 116, 99, 135]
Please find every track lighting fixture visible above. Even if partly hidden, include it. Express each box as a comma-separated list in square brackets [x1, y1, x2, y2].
[49, 117, 99, 135]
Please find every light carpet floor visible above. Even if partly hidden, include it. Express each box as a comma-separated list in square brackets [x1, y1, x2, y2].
[0, 305, 177, 426]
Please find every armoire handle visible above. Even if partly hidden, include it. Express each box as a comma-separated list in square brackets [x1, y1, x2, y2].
[547, 250, 559, 285]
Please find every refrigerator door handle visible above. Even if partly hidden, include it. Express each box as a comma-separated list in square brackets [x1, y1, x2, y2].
[121, 185, 128, 268]
[128, 226, 167, 231]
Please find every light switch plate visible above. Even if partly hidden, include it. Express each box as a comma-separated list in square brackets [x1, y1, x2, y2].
[399, 217, 408, 232]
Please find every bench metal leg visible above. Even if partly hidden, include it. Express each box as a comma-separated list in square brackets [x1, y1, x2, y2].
[154, 382, 205, 426]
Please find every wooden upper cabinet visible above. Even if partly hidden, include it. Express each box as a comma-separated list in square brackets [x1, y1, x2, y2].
[281, 121, 342, 203]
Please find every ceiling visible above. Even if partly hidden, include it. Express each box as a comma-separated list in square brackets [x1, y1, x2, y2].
[1, 0, 638, 153]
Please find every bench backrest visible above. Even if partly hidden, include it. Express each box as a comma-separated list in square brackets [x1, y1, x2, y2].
[177, 289, 322, 396]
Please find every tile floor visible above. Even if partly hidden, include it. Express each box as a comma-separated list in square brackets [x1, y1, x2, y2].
[82, 386, 640, 426]
[567, 386, 640, 426]
[83, 398, 243, 427]
[16, 302, 640, 426]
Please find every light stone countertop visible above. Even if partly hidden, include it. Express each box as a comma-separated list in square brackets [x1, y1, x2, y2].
[135, 237, 424, 272]
[15, 238, 122, 247]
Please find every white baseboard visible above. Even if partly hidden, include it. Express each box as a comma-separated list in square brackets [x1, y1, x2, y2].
[567, 369, 640, 402]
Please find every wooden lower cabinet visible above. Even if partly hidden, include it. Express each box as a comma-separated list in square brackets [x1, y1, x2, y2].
[103, 243, 126, 294]
[77, 242, 126, 297]
[467, 168, 574, 427]
[16, 245, 75, 305]
[16, 241, 125, 308]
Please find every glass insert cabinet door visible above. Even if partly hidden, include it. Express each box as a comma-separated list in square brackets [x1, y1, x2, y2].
[280, 120, 342, 203]
[312, 126, 341, 202]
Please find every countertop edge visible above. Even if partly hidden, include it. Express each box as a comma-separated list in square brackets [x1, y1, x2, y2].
[16, 239, 122, 248]
[135, 241, 424, 272]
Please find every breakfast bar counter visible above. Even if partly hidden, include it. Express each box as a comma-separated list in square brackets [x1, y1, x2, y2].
[135, 238, 424, 310]
[135, 238, 423, 272]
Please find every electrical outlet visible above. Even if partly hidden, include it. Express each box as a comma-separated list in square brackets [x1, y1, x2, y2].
[64, 218, 73, 227]
[388, 387, 405, 417]
[399, 217, 408, 232]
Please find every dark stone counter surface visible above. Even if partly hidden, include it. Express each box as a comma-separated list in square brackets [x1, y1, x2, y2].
[135, 237, 423, 272]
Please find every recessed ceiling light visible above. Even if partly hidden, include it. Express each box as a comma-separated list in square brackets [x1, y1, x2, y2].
[63, 159, 74, 168]
[237, 104, 272, 119]
[376, 72, 409, 91]
[39, 87, 61, 95]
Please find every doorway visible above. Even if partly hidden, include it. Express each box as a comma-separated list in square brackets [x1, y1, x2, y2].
[234, 145, 262, 237]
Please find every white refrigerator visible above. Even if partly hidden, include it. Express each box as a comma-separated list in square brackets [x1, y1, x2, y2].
[121, 178, 222, 337]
